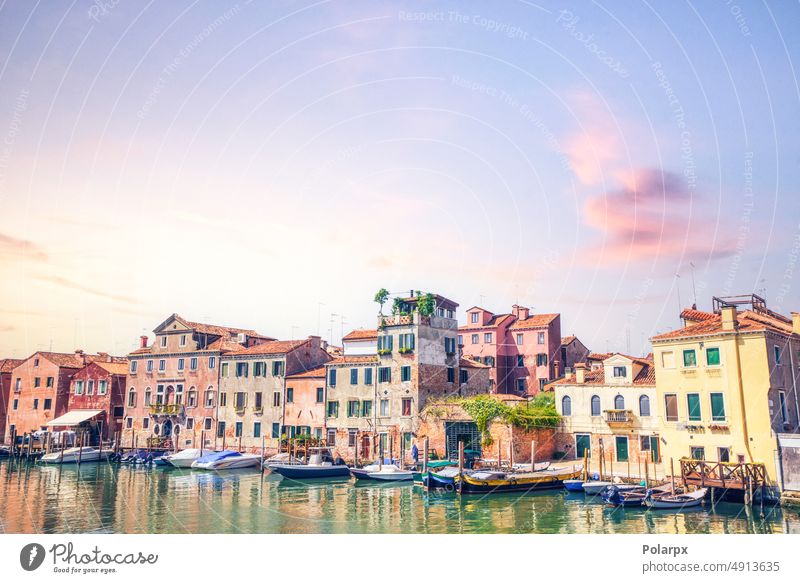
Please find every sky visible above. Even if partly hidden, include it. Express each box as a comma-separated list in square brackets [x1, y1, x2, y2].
[0, 0, 799, 358]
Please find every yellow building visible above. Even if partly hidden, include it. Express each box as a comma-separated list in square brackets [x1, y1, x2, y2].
[651, 295, 800, 489]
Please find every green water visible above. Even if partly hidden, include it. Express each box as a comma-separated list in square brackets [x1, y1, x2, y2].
[1, 460, 797, 534]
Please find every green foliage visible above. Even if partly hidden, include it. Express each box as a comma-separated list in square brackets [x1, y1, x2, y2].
[392, 297, 408, 315]
[416, 292, 436, 317]
[457, 393, 561, 446]
[374, 288, 389, 314]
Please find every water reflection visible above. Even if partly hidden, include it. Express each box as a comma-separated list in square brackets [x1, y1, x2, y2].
[0, 460, 797, 534]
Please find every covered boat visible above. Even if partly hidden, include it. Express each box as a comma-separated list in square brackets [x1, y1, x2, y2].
[644, 488, 707, 509]
[191, 450, 261, 470]
[270, 447, 350, 479]
[458, 465, 583, 494]
[39, 446, 109, 464]
[351, 463, 414, 482]
[165, 448, 204, 468]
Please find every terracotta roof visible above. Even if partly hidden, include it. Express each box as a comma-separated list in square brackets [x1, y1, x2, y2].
[587, 352, 611, 361]
[561, 335, 577, 346]
[93, 361, 129, 375]
[548, 357, 656, 387]
[160, 313, 273, 340]
[224, 339, 311, 356]
[0, 358, 24, 373]
[30, 352, 125, 369]
[509, 313, 559, 330]
[342, 329, 378, 341]
[286, 365, 327, 379]
[459, 313, 514, 331]
[681, 308, 716, 323]
[460, 357, 490, 369]
[653, 309, 796, 341]
[326, 355, 379, 365]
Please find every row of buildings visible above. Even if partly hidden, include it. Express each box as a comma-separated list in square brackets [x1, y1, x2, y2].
[2, 291, 799, 494]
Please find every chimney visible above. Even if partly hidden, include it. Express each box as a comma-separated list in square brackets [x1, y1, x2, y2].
[792, 312, 800, 336]
[553, 359, 561, 379]
[139, 335, 148, 349]
[75, 349, 87, 365]
[575, 362, 586, 384]
[307, 335, 321, 349]
[97, 352, 110, 362]
[511, 304, 530, 320]
[721, 306, 737, 331]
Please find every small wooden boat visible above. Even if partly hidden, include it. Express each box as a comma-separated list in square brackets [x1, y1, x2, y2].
[601, 485, 647, 507]
[421, 466, 465, 489]
[351, 463, 414, 482]
[270, 447, 350, 479]
[644, 487, 707, 509]
[563, 479, 585, 492]
[458, 465, 583, 494]
[581, 481, 615, 495]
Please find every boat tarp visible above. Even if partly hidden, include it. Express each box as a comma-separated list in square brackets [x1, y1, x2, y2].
[46, 409, 103, 426]
[195, 450, 240, 463]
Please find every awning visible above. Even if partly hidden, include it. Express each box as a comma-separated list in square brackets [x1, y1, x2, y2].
[46, 410, 103, 427]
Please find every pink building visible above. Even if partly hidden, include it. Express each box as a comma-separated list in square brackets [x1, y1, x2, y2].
[459, 305, 562, 396]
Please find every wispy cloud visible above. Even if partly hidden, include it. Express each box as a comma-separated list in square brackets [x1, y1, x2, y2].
[35, 275, 141, 305]
[0, 232, 47, 261]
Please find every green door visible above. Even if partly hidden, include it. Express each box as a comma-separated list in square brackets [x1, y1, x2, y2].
[575, 434, 591, 459]
[615, 436, 629, 462]
[650, 436, 660, 463]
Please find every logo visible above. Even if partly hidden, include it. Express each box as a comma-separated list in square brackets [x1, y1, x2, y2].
[20, 543, 46, 571]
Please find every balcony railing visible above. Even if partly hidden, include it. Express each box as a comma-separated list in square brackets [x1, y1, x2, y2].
[149, 403, 184, 416]
[604, 409, 633, 425]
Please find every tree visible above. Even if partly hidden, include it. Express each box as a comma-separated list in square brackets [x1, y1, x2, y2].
[416, 292, 436, 317]
[374, 288, 389, 314]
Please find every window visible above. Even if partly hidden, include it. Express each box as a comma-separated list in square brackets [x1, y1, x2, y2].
[378, 367, 391, 383]
[204, 418, 212, 431]
[459, 369, 468, 384]
[402, 398, 412, 416]
[234, 422, 243, 438]
[217, 421, 226, 438]
[639, 395, 650, 416]
[590, 395, 601, 416]
[399, 333, 415, 351]
[365, 368, 373, 385]
[272, 423, 280, 438]
[516, 333, 523, 345]
[34, 377, 40, 388]
[75, 380, 84, 395]
[234, 392, 247, 410]
[516, 378, 526, 392]
[348, 400, 359, 417]
[377, 335, 393, 352]
[126, 417, 133, 429]
[128, 388, 136, 407]
[34, 357, 39, 367]
[143, 418, 150, 429]
[99, 380, 107, 395]
[485, 356, 495, 367]
[113, 406, 124, 417]
[286, 387, 294, 403]
[144, 388, 152, 406]
[177, 358, 185, 371]
[613, 366, 626, 378]
[272, 392, 280, 407]
[640, 436, 651, 451]
[14, 378, 20, 391]
[160, 336, 167, 347]
[350, 368, 358, 384]
[779, 390, 789, 424]
[561, 395, 572, 416]
[190, 357, 198, 370]
[362, 400, 372, 417]
[687, 393, 701, 421]
[188, 388, 197, 407]
[175, 384, 184, 405]
[205, 388, 215, 407]
[536, 353, 547, 367]
[471, 334, 479, 344]
[33, 399, 39, 410]
[718, 447, 731, 463]
[516, 355, 524, 368]
[130, 361, 138, 374]
[315, 387, 324, 403]
[12, 399, 18, 410]
[327, 429, 336, 446]
[613, 394, 624, 409]
[219, 393, 227, 407]
[208, 356, 216, 369]
[253, 362, 264, 377]
[146, 360, 153, 372]
[682, 349, 696, 367]
[87, 380, 94, 395]
[471, 312, 479, 323]
[660, 351, 675, 369]
[272, 361, 285, 376]
[484, 333, 492, 343]
[402, 366, 411, 382]
[690, 447, 705, 461]
[327, 401, 339, 418]
[158, 359, 166, 372]
[329, 368, 337, 386]
[710, 393, 726, 421]
[180, 334, 187, 346]
[236, 362, 248, 377]
[444, 337, 456, 354]
[447, 367, 455, 383]
[348, 429, 358, 447]
[186, 418, 194, 430]
[664, 394, 678, 422]
[775, 345, 782, 365]
[46, 376, 54, 388]
[221, 362, 229, 377]
[537, 332, 545, 344]
[706, 347, 720, 366]
[156, 384, 165, 405]
[380, 399, 389, 416]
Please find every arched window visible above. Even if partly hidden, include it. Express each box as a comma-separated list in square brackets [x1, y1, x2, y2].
[561, 395, 572, 416]
[144, 387, 152, 406]
[205, 386, 215, 408]
[639, 395, 651, 417]
[127, 387, 136, 408]
[614, 395, 625, 410]
[590, 395, 601, 416]
[188, 387, 197, 408]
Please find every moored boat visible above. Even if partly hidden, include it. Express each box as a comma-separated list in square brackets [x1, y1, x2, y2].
[165, 448, 204, 468]
[458, 465, 583, 494]
[191, 450, 261, 470]
[563, 479, 585, 492]
[270, 447, 350, 479]
[581, 481, 615, 495]
[601, 485, 647, 507]
[351, 463, 414, 482]
[39, 446, 109, 464]
[644, 487, 707, 509]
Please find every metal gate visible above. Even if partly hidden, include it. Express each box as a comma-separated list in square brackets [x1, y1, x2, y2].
[445, 421, 481, 460]
[778, 434, 800, 491]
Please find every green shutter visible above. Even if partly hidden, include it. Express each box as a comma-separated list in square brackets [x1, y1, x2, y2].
[683, 350, 696, 367]
[706, 348, 720, 366]
[710, 393, 726, 421]
[687, 394, 701, 421]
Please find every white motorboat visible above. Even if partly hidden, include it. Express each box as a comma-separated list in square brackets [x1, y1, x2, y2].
[644, 487, 708, 509]
[581, 481, 615, 495]
[263, 452, 304, 470]
[270, 447, 350, 479]
[191, 450, 261, 470]
[40, 446, 109, 464]
[351, 462, 414, 482]
[165, 448, 204, 468]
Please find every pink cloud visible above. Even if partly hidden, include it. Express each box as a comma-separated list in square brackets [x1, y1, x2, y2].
[0, 232, 47, 261]
[583, 168, 737, 264]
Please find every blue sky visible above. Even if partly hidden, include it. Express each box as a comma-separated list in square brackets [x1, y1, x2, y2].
[1, 0, 798, 357]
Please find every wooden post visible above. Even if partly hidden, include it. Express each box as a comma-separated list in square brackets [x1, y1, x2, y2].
[497, 439, 502, 470]
[389, 433, 394, 465]
[509, 433, 514, 470]
[531, 440, 536, 472]
[200, 431, 205, 456]
[261, 435, 266, 473]
[400, 434, 405, 469]
[583, 450, 588, 482]
[238, 436, 242, 453]
[627, 455, 630, 481]
[379, 436, 384, 471]
[423, 437, 429, 474]
[77, 432, 83, 465]
[222, 432, 226, 451]
[27, 432, 32, 459]
[354, 432, 359, 468]
[598, 440, 603, 481]
[644, 455, 649, 489]
[457, 440, 465, 495]
[670, 458, 676, 493]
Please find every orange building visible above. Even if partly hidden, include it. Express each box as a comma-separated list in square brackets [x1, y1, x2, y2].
[283, 365, 327, 439]
[0, 358, 24, 444]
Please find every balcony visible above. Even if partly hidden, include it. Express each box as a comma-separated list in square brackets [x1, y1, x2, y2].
[149, 403, 184, 416]
[253, 406, 263, 415]
[604, 409, 633, 426]
[379, 314, 414, 327]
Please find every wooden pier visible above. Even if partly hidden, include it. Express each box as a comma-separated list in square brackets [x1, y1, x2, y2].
[679, 458, 767, 493]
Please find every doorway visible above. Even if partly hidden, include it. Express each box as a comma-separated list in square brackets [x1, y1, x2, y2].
[615, 436, 629, 462]
[575, 434, 591, 459]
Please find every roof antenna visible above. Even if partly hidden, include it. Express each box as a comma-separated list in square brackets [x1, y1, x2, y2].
[689, 262, 697, 306]
[675, 273, 682, 319]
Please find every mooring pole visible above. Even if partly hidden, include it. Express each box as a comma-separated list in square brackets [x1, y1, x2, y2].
[457, 441, 465, 496]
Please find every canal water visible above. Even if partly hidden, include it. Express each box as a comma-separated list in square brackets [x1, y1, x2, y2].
[1, 460, 798, 534]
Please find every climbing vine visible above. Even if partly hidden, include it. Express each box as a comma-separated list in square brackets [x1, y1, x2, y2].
[454, 394, 561, 446]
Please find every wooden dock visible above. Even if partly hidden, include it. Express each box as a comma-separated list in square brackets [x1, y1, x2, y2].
[679, 458, 767, 491]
